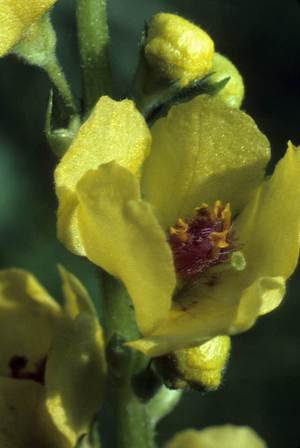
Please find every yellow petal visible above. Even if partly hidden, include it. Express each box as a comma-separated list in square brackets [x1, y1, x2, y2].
[142, 95, 270, 229]
[0, 377, 68, 448]
[58, 265, 96, 319]
[128, 273, 261, 357]
[165, 425, 267, 448]
[45, 313, 106, 446]
[55, 96, 151, 255]
[76, 162, 176, 334]
[56, 188, 85, 256]
[0, 269, 61, 376]
[137, 143, 300, 355]
[235, 142, 300, 316]
[0, 0, 57, 56]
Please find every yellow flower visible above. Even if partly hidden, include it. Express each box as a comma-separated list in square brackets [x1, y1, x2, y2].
[0, 0, 57, 56]
[145, 13, 214, 87]
[165, 425, 267, 448]
[55, 94, 300, 358]
[0, 266, 106, 447]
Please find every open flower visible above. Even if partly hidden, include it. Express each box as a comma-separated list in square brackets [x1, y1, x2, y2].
[165, 425, 267, 448]
[0, 266, 106, 447]
[0, 0, 57, 56]
[55, 94, 300, 357]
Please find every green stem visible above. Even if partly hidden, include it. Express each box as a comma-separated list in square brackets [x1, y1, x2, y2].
[114, 383, 155, 448]
[76, 0, 112, 112]
[44, 56, 77, 116]
[101, 272, 156, 448]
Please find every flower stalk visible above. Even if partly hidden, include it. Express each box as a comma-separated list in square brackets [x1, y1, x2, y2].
[76, 0, 112, 113]
[44, 56, 77, 116]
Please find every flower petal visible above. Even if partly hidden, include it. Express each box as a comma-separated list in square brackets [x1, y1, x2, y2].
[58, 265, 96, 319]
[0, 269, 61, 376]
[235, 142, 300, 316]
[142, 95, 270, 229]
[135, 143, 300, 355]
[45, 313, 106, 446]
[55, 96, 151, 255]
[76, 162, 176, 334]
[128, 274, 261, 356]
[0, 377, 68, 448]
[165, 425, 267, 448]
[0, 0, 57, 56]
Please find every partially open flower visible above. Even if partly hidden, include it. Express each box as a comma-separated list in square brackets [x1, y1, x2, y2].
[145, 13, 214, 87]
[0, 266, 106, 447]
[165, 425, 267, 448]
[0, 0, 57, 56]
[55, 94, 300, 358]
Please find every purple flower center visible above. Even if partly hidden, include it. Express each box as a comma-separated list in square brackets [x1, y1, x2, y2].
[168, 201, 234, 280]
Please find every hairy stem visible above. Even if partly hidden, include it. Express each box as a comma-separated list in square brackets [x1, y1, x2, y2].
[102, 272, 156, 448]
[44, 57, 77, 116]
[76, 0, 112, 112]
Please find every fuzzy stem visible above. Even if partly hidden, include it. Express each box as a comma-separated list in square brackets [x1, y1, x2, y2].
[44, 56, 77, 116]
[76, 0, 112, 112]
[102, 272, 156, 448]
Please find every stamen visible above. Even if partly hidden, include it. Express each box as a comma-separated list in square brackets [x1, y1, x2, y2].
[170, 218, 189, 242]
[168, 201, 235, 280]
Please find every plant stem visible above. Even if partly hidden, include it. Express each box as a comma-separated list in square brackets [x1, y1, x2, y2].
[114, 383, 155, 448]
[101, 272, 156, 448]
[76, 0, 112, 112]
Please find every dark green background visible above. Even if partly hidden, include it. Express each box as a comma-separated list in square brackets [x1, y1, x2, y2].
[0, 0, 300, 447]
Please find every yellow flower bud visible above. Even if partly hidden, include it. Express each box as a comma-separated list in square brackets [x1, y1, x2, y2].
[156, 336, 231, 390]
[145, 13, 214, 87]
[210, 52, 245, 108]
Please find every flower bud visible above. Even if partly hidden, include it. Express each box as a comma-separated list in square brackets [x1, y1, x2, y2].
[210, 53, 245, 108]
[155, 336, 230, 390]
[0, 0, 57, 57]
[145, 13, 214, 87]
[13, 14, 56, 68]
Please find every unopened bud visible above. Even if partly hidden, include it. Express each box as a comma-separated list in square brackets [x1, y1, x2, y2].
[155, 336, 230, 391]
[145, 13, 214, 87]
[13, 14, 57, 68]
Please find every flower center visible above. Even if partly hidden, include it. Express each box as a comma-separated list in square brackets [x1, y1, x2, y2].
[168, 200, 234, 279]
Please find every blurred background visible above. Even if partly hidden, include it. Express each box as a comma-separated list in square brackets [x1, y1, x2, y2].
[0, 0, 299, 446]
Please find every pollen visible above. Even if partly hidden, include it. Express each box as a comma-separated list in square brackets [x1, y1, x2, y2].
[168, 201, 234, 279]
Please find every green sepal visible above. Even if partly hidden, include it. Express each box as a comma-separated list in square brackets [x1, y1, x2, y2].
[45, 90, 80, 158]
[145, 75, 230, 125]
